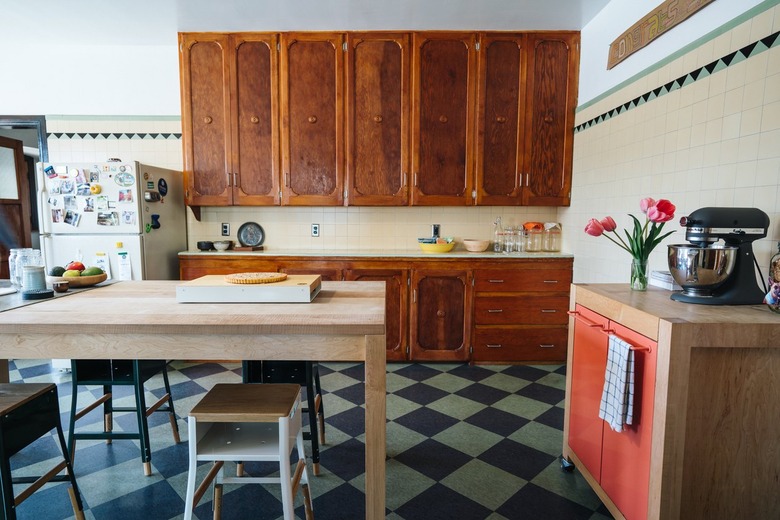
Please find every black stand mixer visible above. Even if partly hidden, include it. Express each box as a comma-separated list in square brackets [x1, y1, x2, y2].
[668, 207, 770, 305]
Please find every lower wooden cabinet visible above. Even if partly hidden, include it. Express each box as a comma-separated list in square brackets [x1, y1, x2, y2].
[179, 254, 571, 363]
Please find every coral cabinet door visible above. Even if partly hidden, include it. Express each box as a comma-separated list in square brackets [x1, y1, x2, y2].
[568, 304, 609, 482]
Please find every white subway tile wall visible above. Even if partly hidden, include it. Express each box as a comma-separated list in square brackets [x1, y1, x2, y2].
[563, 5, 780, 284]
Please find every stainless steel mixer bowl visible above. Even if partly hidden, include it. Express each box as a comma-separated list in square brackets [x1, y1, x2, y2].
[667, 244, 737, 296]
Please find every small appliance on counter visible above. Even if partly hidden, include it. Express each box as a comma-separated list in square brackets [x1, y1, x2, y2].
[667, 207, 769, 305]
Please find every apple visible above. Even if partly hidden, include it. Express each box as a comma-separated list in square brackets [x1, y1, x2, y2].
[65, 261, 85, 272]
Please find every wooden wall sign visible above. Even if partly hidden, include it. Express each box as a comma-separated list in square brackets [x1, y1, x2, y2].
[607, 0, 716, 69]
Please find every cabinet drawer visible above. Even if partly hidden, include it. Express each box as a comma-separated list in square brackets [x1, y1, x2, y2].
[473, 328, 567, 362]
[474, 268, 572, 292]
[475, 296, 569, 324]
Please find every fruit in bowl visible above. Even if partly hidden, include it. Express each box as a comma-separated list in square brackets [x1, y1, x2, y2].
[418, 237, 456, 253]
[47, 264, 108, 287]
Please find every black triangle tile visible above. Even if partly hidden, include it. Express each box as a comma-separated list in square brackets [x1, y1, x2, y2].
[89, 133, 99, 139]
[52, 133, 62, 139]
[690, 68, 702, 81]
[101, 133, 111, 139]
[65, 133, 75, 138]
[739, 42, 758, 59]
[761, 32, 779, 49]
[705, 60, 719, 74]
[623, 102, 631, 111]
[721, 51, 737, 66]
[663, 81, 675, 93]
[161, 133, 171, 139]
[76, 133, 87, 139]
[173, 133, 182, 139]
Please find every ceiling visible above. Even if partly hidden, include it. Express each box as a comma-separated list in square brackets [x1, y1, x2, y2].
[5, 0, 610, 46]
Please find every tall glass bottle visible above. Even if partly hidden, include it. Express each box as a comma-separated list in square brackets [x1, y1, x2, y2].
[493, 217, 503, 253]
[766, 242, 780, 313]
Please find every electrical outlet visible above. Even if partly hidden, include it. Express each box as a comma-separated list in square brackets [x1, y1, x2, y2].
[311, 223, 320, 237]
[432, 224, 440, 237]
[221, 223, 230, 236]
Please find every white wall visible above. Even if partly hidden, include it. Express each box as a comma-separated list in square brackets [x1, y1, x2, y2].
[579, 0, 766, 105]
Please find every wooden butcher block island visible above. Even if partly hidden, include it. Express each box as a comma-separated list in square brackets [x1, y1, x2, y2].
[563, 284, 780, 520]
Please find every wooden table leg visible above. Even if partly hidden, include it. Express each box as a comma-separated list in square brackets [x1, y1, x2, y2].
[0, 360, 8, 383]
[364, 334, 386, 520]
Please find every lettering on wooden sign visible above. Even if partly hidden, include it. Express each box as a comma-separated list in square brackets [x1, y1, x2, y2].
[607, 0, 716, 69]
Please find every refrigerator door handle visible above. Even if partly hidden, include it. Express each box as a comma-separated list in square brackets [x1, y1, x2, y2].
[36, 164, 53, 235]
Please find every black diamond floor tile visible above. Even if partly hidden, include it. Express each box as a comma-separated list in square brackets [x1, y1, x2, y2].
[479, 438, 556, 481]
[516, 382, 566, 405]
[392, 363, 444, 382]
[455, 381, 512, 406]
[395, 482, 492, 520]
[394, 439, 472, 481]
[394, 382, 450, 406]
[534, 405, 565, 431]
[394, 406, 460, 437]
[501, 364, 552, 382]
[465, 407, 530, 437]
[498, 482, 596, 520]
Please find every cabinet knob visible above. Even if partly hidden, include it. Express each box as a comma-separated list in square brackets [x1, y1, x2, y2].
[250, 116, 259, 124]
[203, 116, 213, 124]
[308, 115, 318, 124]
[373, 115, 383, 123]
[543, 114, 554, 123]
[496, 116, 507, 123]
[439, 115, 448, 123]
[436, 310, 446, 318]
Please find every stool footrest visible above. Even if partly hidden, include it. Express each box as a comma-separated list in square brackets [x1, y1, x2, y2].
[14, 456, 68, 506]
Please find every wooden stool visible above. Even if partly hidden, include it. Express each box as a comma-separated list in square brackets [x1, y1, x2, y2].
[0, 383, 84, 520]
[242, 361, 325, 475]
[67, 360, 180, 476]
[184, 383, 313, 520]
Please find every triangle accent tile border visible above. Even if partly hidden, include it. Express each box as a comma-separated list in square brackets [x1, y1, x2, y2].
[47, 132, 182, 141]
[575, 29, 779, 134]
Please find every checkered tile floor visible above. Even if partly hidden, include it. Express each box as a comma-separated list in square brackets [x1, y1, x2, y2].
[8, 359, 612, 519]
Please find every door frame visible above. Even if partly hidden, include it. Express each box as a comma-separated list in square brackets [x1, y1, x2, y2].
[0, 116, 48, 162]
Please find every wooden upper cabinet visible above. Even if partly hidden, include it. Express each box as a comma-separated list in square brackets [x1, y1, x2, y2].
[522, 32, 579, 206]
[475, 34, 526, 205]
[179, 33, 279, 207]
[180, 34, 232, 206]
[231, 34, 280, 205]
[280, 33, 345, 206]
[411, 33, 477, 206]
[346, 33, 410, 206]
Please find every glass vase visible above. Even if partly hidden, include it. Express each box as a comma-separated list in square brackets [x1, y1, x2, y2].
[631, 259, 648, 291]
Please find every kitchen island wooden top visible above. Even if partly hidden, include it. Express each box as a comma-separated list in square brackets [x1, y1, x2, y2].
[0, 279, 387, 519]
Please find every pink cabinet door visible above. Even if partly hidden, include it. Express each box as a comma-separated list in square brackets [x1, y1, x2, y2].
[568, 304, 609, 482]
[600, 320, 657, 520]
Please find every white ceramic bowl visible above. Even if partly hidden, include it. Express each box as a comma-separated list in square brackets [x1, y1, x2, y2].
[462, 239, 490, 252]
[213, 240, 232, 251]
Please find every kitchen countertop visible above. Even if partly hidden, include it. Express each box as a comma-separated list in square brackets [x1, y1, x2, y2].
[179, 248, 573, 259]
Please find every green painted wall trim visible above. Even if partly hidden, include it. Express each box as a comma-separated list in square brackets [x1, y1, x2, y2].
[577, 0, 780, 113]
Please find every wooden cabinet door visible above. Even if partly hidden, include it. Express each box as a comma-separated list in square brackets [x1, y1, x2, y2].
[522, 33, 579, 206]
[411, 33, 476, 206]
[280, 32, 345, 206]
[409, 269, 471, 361]
[345, 269, 409, 361]
[474, 34, 526, 205]
[179, 33, 232, 206]
[346, 33, 410, 206]
[231, 34, 280, 205]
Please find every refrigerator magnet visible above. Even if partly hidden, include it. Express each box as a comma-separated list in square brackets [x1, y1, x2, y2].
[60, 180, 75, 194]
[84, 198, 94, 212]
[77, 184, 90, 196]
[51, 209, 63, 223]
[115, 171, 134, 187]
[118, 190, 133, 203]
[90, 184, 102, 194]
[122, 211, 136, 225]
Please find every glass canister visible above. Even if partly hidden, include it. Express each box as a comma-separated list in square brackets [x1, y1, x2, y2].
[765, 242, 780, 313]
[8, 248, 23, 290]
[524, 222, 543, 252]
[543, 222, 562, 252]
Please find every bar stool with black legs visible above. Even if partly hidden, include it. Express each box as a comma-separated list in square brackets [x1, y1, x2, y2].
[67, 359, 180, 476]
[0, 383, 85, 520]
[241, 361, 325, 475]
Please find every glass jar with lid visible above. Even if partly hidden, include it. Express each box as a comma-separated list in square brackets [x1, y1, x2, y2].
[543, 223, 562, 252]
[523, 222, 543, 252]
[766, 242, 780, 314]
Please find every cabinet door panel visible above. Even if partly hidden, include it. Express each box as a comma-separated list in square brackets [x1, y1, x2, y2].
[281, 33, 344, 205]
[523, 34, 578, 206]
[180, 35, 231, 205]
[600, 320, 657, 520]
[410, 270, 470, 361]
[345, 269, 408, 361]
[347, 34, 409, 205]
[411, 33, 475, 205]
[475, 35, 524, 205]
[568, 304, 609, 483]
[233, 35, 279, 205]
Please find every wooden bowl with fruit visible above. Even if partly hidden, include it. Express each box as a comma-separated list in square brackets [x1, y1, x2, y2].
[47, 262, 108, 288]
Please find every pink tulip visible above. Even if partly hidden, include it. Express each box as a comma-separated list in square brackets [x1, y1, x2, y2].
[584, 218, 605, 236]
[639, 197, 655, 214]
[600, 216, 617, 232]
[647, 199, 676, 223]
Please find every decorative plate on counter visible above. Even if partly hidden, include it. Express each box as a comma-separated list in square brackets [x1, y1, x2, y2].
[237, 222, 265, 247]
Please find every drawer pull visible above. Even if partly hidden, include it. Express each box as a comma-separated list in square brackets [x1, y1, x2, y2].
[543, 280, 559, 283]
[541, 309, 557, 313]
[488, 279, 504, 283]
[486, 344, 503, 349]
[539, 344, 555, 348]
[487, 309, 503, 313]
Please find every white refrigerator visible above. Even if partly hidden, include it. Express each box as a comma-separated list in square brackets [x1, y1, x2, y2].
[37, 161, 187, 281]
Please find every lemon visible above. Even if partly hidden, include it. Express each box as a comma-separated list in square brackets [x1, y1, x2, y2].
[63, 270, 81, 277]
